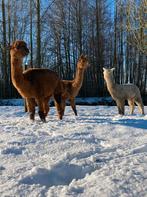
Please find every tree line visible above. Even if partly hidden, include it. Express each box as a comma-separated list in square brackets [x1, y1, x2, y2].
[0, 0, 146, 103]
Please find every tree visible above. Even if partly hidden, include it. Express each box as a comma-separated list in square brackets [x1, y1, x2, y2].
[30, 0, 33, 67]
[36, 0, 41, 67]
[2, 0, 8, 98]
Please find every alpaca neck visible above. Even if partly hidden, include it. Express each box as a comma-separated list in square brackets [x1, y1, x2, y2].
[105, 75, 116, 92]
[73, 67, 85, 89]
[11, 56, 24, 87]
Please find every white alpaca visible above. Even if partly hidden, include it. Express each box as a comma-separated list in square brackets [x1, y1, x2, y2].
[103, 68, 144, 115]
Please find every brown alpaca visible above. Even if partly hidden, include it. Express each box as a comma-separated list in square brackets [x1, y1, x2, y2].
[103, 67, 144, 115]
[24, 55, 89, 117]
[61, 55, 89, 116]
[10, 40, 63, 122]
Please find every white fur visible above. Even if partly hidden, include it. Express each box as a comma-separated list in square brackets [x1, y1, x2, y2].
[103, 68, 144, 115]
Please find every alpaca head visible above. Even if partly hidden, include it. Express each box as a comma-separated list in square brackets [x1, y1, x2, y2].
[10, 40, 29, 58]
[103, 67, 115, 80]
[77, 54, 89, 69]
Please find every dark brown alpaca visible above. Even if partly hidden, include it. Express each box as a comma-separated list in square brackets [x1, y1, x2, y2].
[10, 40, 63, 122]
[61, 55, 89, 116]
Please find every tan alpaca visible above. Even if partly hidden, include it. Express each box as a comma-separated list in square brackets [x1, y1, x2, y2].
[61, 55, 89, 116]
[103, 68, 144, 115]
[10, 40, 64, 122]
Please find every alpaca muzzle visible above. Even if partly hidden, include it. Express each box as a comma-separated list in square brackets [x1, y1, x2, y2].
[24, 48, 29, 55]
[26, 48, 29, 54]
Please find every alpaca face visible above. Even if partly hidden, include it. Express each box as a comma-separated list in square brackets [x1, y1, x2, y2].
[10, 40, 29, 58]
[103, 67, 115, 80]
[77, 55, 89, 69]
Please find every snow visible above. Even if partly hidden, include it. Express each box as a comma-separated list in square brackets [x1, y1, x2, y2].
[0, 97, 114, 106]
[0, 104, 147, 197]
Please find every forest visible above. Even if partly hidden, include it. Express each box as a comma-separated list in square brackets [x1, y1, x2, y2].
[0, 0, 147, 103]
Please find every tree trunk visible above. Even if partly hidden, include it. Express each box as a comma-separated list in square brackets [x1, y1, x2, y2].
[2, 0, 8, 98]
[30, 0, 33, 67]
[36, 0, 41, 67]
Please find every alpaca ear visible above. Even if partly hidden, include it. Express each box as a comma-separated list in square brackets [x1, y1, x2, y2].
[9, 41, 16, 49]
[80, 54, 85, 58]
[103, 67, 106, 71]
[111, 68, 115, 71]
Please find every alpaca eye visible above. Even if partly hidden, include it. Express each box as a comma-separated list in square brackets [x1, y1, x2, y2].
[21, 45, 26, 48]
[16, 45, 26, 49]
[16, 45, 20, 49]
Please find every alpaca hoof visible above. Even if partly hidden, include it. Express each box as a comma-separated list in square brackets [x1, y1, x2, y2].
[74, 111, 77, 116]
[30, 113, 35, 121]
[119, 113, 124, 116]
[41, 118, 46, 123]
[59, 115, 63, 120]
[58, 113, 63, 120]
[38, 111, 46, 122]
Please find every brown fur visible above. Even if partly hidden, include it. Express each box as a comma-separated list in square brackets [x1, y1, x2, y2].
[10, 40, 63, 122]
[61, 55, 89, 116]
[103, 68, 144, 115]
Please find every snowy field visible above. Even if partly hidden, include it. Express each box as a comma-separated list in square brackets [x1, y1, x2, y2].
[0, 105, 147, 197]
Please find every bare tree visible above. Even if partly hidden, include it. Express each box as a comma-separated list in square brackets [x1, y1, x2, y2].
[2, 0, 8, 98]
[36, 0, 41, 67]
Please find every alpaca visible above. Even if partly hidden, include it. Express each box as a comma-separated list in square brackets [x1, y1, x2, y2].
[24, 55, 89, 117]
[10, 40, 64, 122]
[103, 67, 144, 115]
[61, 55, 89, 116]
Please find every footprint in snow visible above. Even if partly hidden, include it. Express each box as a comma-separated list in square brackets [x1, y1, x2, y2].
[1, 146, 25, 155]
[132, 144, 147, 154]
[0, 166, 5, 171]
[20, 161, 94, 187]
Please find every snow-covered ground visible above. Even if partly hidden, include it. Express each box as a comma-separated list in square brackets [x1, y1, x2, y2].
[0, 104, 147, 197]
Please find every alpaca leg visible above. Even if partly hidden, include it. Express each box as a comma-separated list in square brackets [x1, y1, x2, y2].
[43, 97, 50, 117]
[26, 98, 36, 120]
[135, 97, 144, 115]
[128, 99, 135, 115]
[70, 98, 77, 116]
[61, 99, 66, 116]
[24, 99, 28, 112]
[54, 93, 64, 120]
[36, 99, 46, 122]
[116, 100, 125, 115]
